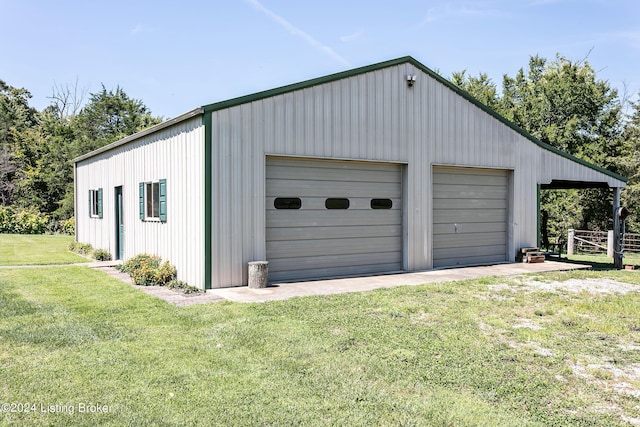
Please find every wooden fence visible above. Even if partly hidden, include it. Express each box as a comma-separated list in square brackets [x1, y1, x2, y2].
[567, 229, 640, 256]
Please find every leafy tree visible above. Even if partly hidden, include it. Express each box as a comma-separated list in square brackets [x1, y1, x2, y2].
[72, 85, 161, 156]
[0, 80, 38, 148]
[500, 55, 623, 171]
[450, 70, 500, 111]
[7, 83, 161, 222]
[11, 111, 76, 217]
[0, 146, 16, 205]
[502, 55, 623, 237]
[0, 81, 39, 205]
[452, 54, 625, 240]
[619, 96, 640, 230]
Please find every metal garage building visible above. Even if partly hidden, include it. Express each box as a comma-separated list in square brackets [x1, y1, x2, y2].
[74, 56, 627, 290]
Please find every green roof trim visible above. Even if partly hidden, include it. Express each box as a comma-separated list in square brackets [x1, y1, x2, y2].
[202, 56, 627, 184]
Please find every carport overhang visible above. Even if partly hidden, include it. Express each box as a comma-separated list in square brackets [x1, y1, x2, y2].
[540, 179, 610, 190]
[538, 178, 627, 268]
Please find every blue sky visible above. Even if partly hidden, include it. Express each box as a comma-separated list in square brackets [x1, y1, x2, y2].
[2, 0, 639, 119]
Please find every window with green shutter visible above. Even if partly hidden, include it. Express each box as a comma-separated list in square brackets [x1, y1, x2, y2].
[139, 182, 144, 220]
[159, 179, 167, 222]
[140, 179, 167, 222]
[89, 188, 103, 218]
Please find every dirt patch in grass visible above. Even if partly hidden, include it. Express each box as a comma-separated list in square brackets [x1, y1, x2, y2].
[570, 358, 640, 399]
[484, 275, 640, 425]
[490, 277, 640, 295]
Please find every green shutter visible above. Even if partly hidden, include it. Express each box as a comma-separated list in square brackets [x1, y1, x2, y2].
[159, 179, 167, 222]
[97, 188, 103, 219]
[88, 190, 92, 217]
[139, 182, 145, 220]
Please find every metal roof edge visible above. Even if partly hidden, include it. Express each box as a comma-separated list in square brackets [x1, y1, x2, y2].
[403, 57, 628, 185]
[74, 56, 627, 185]
[201, 56, 415, 113]
[73, 107, 204, 163]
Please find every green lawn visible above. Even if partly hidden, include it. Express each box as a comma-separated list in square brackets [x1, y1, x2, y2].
[0, 234, 88, 266]
[560, 252, 640, 271]
[1, 266, 640, 426]
[567, 252, 640, 265]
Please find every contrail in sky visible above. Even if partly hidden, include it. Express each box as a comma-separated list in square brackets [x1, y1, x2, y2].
[244, 0, 352, 68]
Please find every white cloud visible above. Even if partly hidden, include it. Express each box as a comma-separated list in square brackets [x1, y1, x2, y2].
[244, 0, 351, 67]
[130, 24, 148, 35]
[526, 0, 572, 6]
[601, 30, 640, 49]
[422, 2, 507, 24]
[341, 30, 364, 43]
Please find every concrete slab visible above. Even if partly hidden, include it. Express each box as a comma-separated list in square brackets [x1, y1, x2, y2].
[210, 261, 590, 303]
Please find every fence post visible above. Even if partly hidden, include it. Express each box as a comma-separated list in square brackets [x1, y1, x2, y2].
[567, 229, 574, 255]
[613, 188, 623, 269]
[607, 230, 614, 258]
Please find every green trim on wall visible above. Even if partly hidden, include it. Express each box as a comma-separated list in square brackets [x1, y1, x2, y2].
[201, 56, 627, 184]
[139, 182, 145, 220]
[158, 179, 167, 222]
[203, 113, 212, 290]
[97, 188, 103, 219]
[536, 184, 541, 248]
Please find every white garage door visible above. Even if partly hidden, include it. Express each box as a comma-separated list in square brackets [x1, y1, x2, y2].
[433, 166, 509, 268]
[266, 157, 403, 282]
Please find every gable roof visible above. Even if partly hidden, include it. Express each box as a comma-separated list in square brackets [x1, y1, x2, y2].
[201, 56, 626, 184]
[74, 56, 628, 184]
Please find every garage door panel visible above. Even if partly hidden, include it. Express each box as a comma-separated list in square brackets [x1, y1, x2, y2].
[267, 236, 402, 258]
[433, 166, 508, 268]
[432, 172, 507, 186]
[433, 209, 507, 224]
[433, 253, 507, 268]
[433, 232, 507, 249]
[269, 252, 402, 275]
[433, 222, 506, 235]
[266, 157, 403, 282]
[267, 225, 403, 241]
[267, 210, 401, 227]
[268, 157, 401, 172]
[269, 262, 403, 283]
[433, 185, 507, 200]
[433, 198, 507, 210]
[266, 179, 400, 198]
[433, 244, 506, 262]
[266, 165, 401, 183]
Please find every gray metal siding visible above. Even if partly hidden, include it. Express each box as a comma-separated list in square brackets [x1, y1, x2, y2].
[265, 157, 402, 282]
[76, 59, 627, 289]
[207, 62, 625, 287]
[432, 166, 509, 268]
[75, 117, 205, 288]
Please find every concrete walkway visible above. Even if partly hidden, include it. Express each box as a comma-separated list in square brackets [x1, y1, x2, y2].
[0, 260, 122, 269]
[209, 261, 590, 303]
[0, 259, 591, 305]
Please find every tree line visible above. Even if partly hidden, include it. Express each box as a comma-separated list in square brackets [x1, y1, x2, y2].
[1, 53, 640, 243]
[452, 54, 640, 246]
[0, 81, 161, 232]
